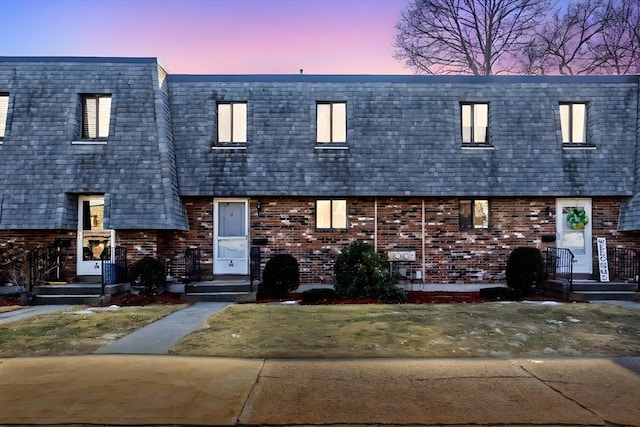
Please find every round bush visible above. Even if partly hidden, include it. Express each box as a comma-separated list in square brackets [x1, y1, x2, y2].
[129, 257, 165, 296]
[506, 247, 545, 296]
[261, 253, 300, 298]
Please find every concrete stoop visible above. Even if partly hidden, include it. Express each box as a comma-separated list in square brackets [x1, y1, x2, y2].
[32, 282, 130, 305]
[544, 279, 640, 301]
[182, 279, 257, 303]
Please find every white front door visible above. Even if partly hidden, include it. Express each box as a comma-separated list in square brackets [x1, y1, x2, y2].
[214, 199, 249, 275]
[556, 199, 592, 275]
[77, 195, 115, 276]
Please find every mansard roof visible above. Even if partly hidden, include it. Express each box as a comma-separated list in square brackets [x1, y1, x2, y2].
[0, 57, 186, 230]
[168, 73, 639, 199]
[0, 56, 639, 230]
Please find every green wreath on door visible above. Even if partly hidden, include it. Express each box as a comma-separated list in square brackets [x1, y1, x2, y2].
[567, 208, 589, 230]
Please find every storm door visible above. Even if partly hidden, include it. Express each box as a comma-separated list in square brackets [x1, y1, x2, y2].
[556, 199, 592, 275]
[214, 199, 249, 275]
[77, 195, 114, 276]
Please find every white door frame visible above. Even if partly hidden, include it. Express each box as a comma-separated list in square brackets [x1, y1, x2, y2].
[77, 195, 115, 276]
[213, 198, 249, 275]
[556, 198, 593, 275]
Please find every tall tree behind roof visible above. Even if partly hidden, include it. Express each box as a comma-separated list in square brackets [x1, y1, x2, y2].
[395, 0, 639, 75]
[394, 0, 552, 75]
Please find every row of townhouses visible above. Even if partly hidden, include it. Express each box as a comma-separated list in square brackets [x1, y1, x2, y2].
[0, 56, 639, 286]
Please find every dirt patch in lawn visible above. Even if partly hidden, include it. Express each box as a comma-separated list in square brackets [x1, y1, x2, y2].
[171, 302, 640, 358]
[0, 304, 186, 357]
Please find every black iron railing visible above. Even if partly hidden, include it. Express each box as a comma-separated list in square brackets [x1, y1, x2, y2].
[250, 246, 261, 292]
[101, 246, 128, 296]
[184, 247, 201, 283]
[606, 247, 639, 289]
[28, 247, 59, 291]
[545, 247, 575, 290]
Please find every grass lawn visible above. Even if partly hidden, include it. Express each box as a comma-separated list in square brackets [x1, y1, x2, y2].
[171, 302, 640, 358]
[0, 305, 20, 314]
[0, 304, 186, 357]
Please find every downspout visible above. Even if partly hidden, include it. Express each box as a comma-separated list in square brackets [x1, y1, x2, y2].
[374, 198, 378, 251]
[421, 199, 425, 285]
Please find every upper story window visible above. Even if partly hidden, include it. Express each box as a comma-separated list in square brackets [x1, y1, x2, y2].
[217, 102, 247, 144]
[316, 199, 347, 230]
[559, 103, 587, 144]
[317, 102, 346, 143]
[82, 94, 111, 139]
[461, 103, 489, 144]
[0, 93, 8, 141]
[459, 199, 489, 230]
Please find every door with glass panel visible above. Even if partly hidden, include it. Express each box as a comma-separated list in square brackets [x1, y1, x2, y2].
[214, 200, 249, 275]
[77, 195, 114, 277]
[556, 199, 592, 275]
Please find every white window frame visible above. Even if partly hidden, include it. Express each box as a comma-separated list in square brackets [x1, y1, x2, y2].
[316, 102, 346, 144]
[0, 93, 8, 142]
[459, 199, 490, 230]
[559, 102, 587, 144]
[461, 103, 489, 144]
[81, 94, 111, 140]
[217, 102, 247, 144]
[316, 199, 347, 230]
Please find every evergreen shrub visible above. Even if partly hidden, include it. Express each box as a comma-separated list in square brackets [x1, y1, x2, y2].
[129, 257, 165, 297]
[506, 247, 546, 296]
[333, 241, 406, 301]
[261, 253, 300, 298]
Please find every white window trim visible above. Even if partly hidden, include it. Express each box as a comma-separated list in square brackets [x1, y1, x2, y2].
[72, 140, 108, 145]
[212, 145, 247, 151]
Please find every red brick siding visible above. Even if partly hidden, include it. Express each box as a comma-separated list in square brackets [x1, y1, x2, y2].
[2, 197, 639, 284]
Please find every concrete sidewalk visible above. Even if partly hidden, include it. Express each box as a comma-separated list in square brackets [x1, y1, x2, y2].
[0, 355, 639, 426]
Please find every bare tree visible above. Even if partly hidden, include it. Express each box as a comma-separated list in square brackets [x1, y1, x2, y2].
[592, 0, 640, 74]
[394, 0, 552, 75]
[524, 0, 639, 75]
[532, 0, 610, 75]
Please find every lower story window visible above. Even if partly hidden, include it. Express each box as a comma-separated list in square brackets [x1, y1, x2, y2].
[459, 199, 489, 230]
[316, 199, 347, 230]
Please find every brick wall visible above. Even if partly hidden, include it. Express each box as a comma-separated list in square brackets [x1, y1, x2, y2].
[2, 196, 638, 285]
[246, 196, 640, 285]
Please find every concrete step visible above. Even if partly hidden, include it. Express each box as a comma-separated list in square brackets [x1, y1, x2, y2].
[185, 282, 252, 293]
[544, 280, 639, 301]
[34, 294, 111, 305]
[34, 283, 129, 296]
[570, 291, 640, 302]
[571, 281, 637, 292]
[181, 292, 256, 303]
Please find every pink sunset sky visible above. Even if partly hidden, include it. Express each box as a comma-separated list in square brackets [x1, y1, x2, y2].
[0, 0, 410, 74]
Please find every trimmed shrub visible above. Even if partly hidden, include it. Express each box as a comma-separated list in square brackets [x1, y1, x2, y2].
[260, 253, 300, 298]
[129, 257, 165, 297]
[301, 288, 338, 304]
[506, 247, 545, 296]
[334, 241, 407, 301]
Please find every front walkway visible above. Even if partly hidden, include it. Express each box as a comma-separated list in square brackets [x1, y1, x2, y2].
[94, 302, 232, 354]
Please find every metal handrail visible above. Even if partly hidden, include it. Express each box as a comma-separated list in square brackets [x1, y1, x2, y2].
[184, 247, 201, 283]
[250, 246, 261, 292]
[101, 246, 128, 298]
[545, 247, 574, 291]
[606, 247, 639, 289]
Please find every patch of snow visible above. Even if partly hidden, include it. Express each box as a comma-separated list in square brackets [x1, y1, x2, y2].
[566, 317, 581, 323]
[70, 305, 122, 315]
[546, 319, 564, 325]
[231, 333, 241, 338]
[522, 300, 564, 305]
